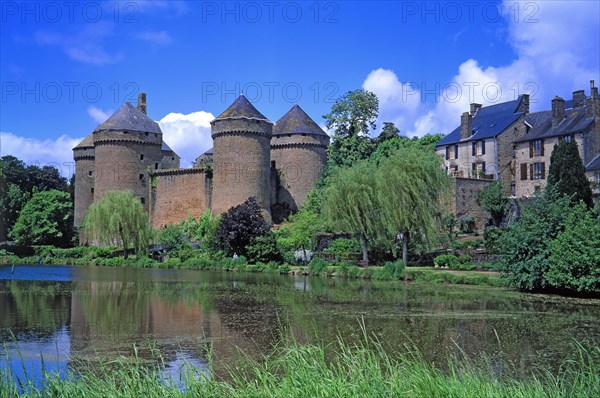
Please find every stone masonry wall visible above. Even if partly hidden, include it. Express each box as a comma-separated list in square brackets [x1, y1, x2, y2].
[150, 169, 209, 229]
[73, 151, 95, 227]
[451, 177, 495, 229]
[494, 115, 528, 195]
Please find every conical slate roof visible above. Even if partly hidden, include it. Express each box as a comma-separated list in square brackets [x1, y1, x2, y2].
[73, 133, 94, 149]
[273, 104, 327, 136]
[94, 102, 162, 134]
[213, 95, 270, 122]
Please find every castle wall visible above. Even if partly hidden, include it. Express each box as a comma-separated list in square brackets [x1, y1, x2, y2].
[73, 148, 95, 227]
[150, 169, 210, 229]
[451, 177, 494, 229]
[211, 118, 272, 216]
[270, 134, 328, 211]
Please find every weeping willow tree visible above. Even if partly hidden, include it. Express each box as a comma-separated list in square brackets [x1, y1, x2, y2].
[82, 190, 151, 257]
[323, 161, 383, 264]
[376, 146, 451, 265]
[323, 147, 450, 265]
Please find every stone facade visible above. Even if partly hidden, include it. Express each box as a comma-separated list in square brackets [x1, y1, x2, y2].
[73, 94, 329, 229]
[451, 178, 494, 229]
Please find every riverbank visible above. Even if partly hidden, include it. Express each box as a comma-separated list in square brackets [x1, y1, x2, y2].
[1, 251, 507, 288]
[2, 336, 597, 398]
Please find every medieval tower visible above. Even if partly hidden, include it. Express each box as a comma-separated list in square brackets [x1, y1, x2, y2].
[271, 104, 330, 212]
[210, 95, 274, 218]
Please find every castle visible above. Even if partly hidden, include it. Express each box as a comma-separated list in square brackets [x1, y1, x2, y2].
[73, 94, 330, 230]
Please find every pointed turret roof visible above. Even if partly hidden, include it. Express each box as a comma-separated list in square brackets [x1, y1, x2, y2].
[273, 104, 327, 136]
[213, 95, 270, 122]
[73, 133, 94, 149]
[94, 102, 162, 134]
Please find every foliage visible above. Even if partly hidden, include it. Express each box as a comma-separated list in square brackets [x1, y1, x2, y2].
[375, 122, 399, 143]
[246, 232, 283, 264]
[483, 227, 505, 254]
[498, 188, 598, 294]
[82, 190, 151, 256]
[434, 254, 459, 268]
[458, 217, 476, 234]
[276, 208, 321, 254]
[308, 257, 329, 276]
[324, 90, 379, 167]
[157, 224, 192, 257]
[477, 181, 508, 227]
[369, 134, 444, 165]
[215, 197, 270, 256]
[322, 238, 361, 256]
[442, 214, 457, 239]
[547, 140, 593, 208]
[180, 211, 221, 253]
[545, 210, 600, 293]
[9, 190, 74, 247]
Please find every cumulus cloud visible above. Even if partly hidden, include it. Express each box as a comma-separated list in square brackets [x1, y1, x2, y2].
[367, 0, 600, 138]
[158, 111, 215, 167]
[87, 106, 113, 124]
[0, 132, 83, 177]
[362, 68, 425, 136]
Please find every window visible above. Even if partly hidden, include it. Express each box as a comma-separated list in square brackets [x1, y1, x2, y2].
[472, 140, 486, 156]
[530, 162, 545, 180]
[520, 163, 528, 180]
[561, 135, 573, 143]
[271, 160, 276, 168]
[140, 154, 144, 160]
[472, 162, 486, 177]
[530, 139, 544, 157]
[140, 197, 145, 204]
[91, 188, 94, 194]
[88, 170, 93, 176]
[154, 163, 159, 170]
[454, 145, 458, 159]
[171, 157, 175, 161]
[595, 172, 600, 185]
[448, 145, 458, 160]
[139, 174, 144, 180]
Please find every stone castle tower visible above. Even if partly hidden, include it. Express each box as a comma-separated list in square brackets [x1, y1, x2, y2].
[73, 93, 180, 227]
[210, 95, 274, 217]
[74, 94, 328, 229]
[271, 104, 330, 212]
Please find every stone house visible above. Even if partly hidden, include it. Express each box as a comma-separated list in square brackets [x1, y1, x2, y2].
[435, 95, 530, 227]
[514, 81, 600, 198]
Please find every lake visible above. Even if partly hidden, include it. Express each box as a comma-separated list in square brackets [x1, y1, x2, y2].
[1, 264, 598, 386]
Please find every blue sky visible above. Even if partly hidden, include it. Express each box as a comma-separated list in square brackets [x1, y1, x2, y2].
[1, 0, 599, 171]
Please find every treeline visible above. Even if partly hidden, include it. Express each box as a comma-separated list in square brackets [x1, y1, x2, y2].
[0, 156, 75, 246]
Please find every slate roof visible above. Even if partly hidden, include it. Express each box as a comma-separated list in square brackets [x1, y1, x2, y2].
[161, 142, 175, 152]
[586, 153, 600, 171]
[436, 96, 525, 147]
[94, 102, 162, 134]
[202, 147, 213, 155]
[213, 95, 271, 122]
[73, 133, 94, 149]
[516, 107, 594, 143]
[273, 104, 327, 136]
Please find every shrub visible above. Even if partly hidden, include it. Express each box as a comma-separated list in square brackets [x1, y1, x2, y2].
[458, 217, 476, 234]
[278, 264, 291, 274]
[483, 227, 505, 254]
[457, 254, 472, 264]
[215, 197, 270, 257]
[434, 254, 459, 269]
[309, 257, 329, 276]
[323, 238, 361, 258]
[283, 251, 298, 266]
[246, 232, 283, 264]
[157, 224, 192, 258]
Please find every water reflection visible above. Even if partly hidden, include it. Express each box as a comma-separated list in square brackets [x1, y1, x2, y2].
[1, 264, 599, 386]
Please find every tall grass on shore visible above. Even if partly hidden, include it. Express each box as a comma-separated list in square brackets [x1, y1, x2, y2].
[1, 335, 598, 398]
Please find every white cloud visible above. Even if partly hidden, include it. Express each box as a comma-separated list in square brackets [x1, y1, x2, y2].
[87, 106, 113, 124]
[158, 111, 215, 167]
[35, 22, 122, 65]
[0, 132, 83, 177]
[367, 0, 600, 138]
[136, 30, 172, 45]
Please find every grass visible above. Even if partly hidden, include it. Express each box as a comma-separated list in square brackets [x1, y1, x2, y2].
[1, 332, 598, 398]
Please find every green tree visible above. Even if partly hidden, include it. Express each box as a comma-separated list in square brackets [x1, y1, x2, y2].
[477, 181, 508, 227]
[180, 211, 221, 253]
[323, 161, 381, 264]
[82, 190, 151, 256]
[547, 140, 593, 208]
[215, 197, 271, 257]
[498, 188, 573, 291]
[9, 190, 74, 247]
[375, 122, 399, 144]
[369, 134, 444, 165]
[276, 208, 322, 264]
[324, 90, 379, 168]
[545, 210, 600, 293]
[375, 147, 451, 265]
[157, 224, 192, 257]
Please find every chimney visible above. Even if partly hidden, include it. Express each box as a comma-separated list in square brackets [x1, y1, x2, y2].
[460, 112, 472, 139]
[588, 80, 600, 118]
[591, 80, 599, 99]
[137, 93, 147, 115]
[551, 96, 565, 126]
[517, 94, 530, 113]
[572, 90, 586, 108]
[470, 103, 482, 116]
